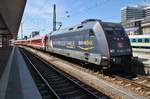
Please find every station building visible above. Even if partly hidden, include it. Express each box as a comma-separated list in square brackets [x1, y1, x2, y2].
[145, 6, 150, 17]
[0, 0, 26, 47]
[121, 5, 150, 35]
[121, 6, 145, 22]
[141, 17, 150, 35]
[121, 19, 143, 35]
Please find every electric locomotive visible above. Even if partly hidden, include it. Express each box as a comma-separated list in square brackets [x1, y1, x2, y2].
[45, 19, 133, 69]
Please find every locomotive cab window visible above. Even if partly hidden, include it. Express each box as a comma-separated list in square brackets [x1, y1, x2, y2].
[115, 30, 126, 36]
[138, 38, 142, 42]
[145, 38, 149, 42]
[105, 30, 115, 35]
[104, 27, 118, 35]
[104, 26, 126, 37]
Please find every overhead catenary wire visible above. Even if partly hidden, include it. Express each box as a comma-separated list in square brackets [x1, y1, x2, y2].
[58, 0, 113, 19]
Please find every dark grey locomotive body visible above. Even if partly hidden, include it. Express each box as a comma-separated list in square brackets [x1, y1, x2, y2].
[46, 19, 132, 69]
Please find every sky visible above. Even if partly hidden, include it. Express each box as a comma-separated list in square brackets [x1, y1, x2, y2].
[18, 0, 147, 38]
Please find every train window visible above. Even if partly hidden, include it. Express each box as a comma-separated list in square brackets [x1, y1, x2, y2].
[138, 38, 142, 42]
[105, 28, 125, 36]
[105, 30, 115, 35]
[145, 38, 149, 42]
[132, 39, 136, 42]
[115, 30, 125, 36]
[114, 27, 122, 30]
[89, 30, 95, 37]
[69, 28, 73, 30]
[104, 27, 113, 30]
[77, 26, 83, 29]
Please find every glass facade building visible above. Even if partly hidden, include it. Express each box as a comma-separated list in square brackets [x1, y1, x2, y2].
[121, 5, 150, 35]
[121, 6, 145, 22]
[145, 6, 150, 17]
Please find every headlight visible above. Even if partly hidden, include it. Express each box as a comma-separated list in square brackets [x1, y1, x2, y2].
[127, 48, 131, 52]
[110, 49, 115, 53]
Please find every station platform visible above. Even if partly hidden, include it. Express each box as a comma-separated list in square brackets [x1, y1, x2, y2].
[0, 46, 42, 99]
[0, 47, 12, 78]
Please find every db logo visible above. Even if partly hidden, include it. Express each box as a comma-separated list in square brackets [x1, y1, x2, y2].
[118, 42, 123, 48]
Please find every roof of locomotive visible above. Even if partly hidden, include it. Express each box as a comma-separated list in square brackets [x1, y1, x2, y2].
[50, 19, 122, 36]
[50, 20, 100, 36]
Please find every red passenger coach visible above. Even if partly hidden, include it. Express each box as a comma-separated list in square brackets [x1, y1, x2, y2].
[27, 34, 46, 49]
[15, 34, 46, 49]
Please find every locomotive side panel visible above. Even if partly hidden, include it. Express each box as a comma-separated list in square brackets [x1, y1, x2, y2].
[49, 29, 103, 65]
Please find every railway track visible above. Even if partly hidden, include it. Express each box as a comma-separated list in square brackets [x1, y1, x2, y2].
[109, 74, 150, 97]
[20, 48, 109, 99]
[132, 75, 150, 87]
[72, 66, 150, 97]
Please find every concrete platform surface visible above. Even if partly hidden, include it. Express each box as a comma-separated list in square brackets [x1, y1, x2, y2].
[0, 47, 12, 79]
[0, 46, 42, 99]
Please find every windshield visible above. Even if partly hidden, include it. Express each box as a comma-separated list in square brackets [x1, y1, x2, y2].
[103, 25, 127, 37]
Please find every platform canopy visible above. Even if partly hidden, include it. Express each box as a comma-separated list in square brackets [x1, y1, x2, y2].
[0, 0, 26, 39]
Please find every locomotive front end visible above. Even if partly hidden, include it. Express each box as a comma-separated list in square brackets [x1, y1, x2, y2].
[101, 22, 133, 65]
